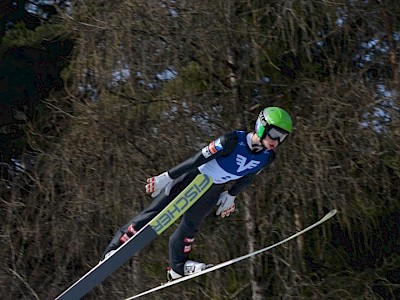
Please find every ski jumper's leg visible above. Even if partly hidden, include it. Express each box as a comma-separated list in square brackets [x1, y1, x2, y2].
[168, 183, 224, 275]
[102, 172, 198, 259]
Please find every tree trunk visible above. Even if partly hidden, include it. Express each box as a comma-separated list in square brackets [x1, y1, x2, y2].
[243, 192, 264, 300]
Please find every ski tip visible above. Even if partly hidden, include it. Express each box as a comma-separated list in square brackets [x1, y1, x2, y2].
[324, 209, 337, 220]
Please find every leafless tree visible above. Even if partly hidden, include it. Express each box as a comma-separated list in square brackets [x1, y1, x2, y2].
[1, 0, 398, 299]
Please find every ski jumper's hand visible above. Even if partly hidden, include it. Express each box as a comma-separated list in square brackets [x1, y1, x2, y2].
[145, 172, 174, 197]
[216, 191, 236, 218]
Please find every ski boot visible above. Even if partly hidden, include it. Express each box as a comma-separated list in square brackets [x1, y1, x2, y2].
[167, 260, 214, 281]
[101, 225, 138, 261]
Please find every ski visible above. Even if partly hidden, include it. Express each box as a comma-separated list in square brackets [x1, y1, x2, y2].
[55, 174, 213, 300]
[124, 209, 337, 300]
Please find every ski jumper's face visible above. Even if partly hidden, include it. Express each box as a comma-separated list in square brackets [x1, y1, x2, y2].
[261, 135, 279, 150]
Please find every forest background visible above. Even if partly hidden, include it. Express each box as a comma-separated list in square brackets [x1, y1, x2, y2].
[0, 1, 399, 299]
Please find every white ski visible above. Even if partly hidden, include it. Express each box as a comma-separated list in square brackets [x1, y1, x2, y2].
[124, 209, 337, 300]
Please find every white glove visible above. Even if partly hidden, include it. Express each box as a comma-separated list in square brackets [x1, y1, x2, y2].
[216, 191, 236, 218]
[145, 172, 174, 197]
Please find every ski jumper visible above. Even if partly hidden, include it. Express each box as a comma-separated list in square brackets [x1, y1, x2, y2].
[103, 131, 275, 274]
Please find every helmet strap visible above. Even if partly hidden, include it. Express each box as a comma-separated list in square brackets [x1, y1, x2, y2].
[249, 133, 265, 152]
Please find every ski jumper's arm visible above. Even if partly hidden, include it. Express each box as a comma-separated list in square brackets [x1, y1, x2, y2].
[227, 150, 276, 196]
[167, 131, 239, 179]
[228, 172, 258, 196]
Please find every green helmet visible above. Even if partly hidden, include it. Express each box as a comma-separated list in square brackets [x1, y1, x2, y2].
[255, 107, 293, 141]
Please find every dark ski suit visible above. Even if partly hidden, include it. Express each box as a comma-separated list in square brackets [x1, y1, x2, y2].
[103, 131, 275, 275]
